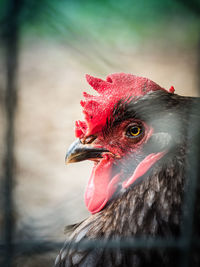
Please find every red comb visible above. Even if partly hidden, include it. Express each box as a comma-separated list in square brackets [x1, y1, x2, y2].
[169, 86, 175, 94]
[75, 73, 167, 138]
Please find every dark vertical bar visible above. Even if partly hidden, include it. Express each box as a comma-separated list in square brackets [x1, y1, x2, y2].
[2, 0, 21, 266]
[179, 37, 200, 267]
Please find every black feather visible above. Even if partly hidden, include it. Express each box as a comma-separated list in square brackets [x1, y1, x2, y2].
[55, 91, 200, 267]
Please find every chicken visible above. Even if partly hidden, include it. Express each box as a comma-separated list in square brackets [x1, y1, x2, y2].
[55, 73, 199, 267]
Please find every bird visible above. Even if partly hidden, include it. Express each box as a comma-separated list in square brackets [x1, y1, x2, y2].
[55, 73, 200, 267]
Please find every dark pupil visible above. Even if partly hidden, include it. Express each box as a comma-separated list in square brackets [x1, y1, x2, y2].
[130, 126, 139, 134]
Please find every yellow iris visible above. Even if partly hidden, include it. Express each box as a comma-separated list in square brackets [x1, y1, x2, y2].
[129, 126, 141, 136]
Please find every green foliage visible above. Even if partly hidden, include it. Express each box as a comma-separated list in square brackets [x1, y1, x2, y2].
[0, 0, 199, 44]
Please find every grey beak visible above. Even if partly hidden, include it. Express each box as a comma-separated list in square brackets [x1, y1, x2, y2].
[65, 139, 109, 163]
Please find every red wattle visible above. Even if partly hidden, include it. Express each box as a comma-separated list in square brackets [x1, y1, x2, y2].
[85, 157, 119, 214]
[85, 152, 165, 214]
[122, 152, 165, 188]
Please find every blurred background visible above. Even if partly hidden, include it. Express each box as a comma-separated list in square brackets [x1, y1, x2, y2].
[0, 0, 200, 266]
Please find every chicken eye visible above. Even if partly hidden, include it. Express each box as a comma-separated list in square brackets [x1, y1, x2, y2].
[126, 125, 142, 137]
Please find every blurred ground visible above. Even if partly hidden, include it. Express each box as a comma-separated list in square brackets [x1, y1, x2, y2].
[0, 37, 199, 265]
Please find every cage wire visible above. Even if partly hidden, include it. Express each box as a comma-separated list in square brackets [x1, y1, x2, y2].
[0, 0, 200, 266]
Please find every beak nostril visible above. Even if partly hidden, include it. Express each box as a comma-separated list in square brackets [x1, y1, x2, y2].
[82, 135, 97, 144]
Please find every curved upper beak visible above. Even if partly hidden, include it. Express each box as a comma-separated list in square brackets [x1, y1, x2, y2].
[65, 139, 109, 164]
